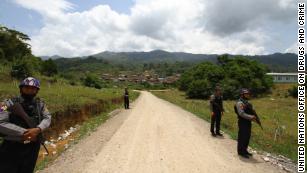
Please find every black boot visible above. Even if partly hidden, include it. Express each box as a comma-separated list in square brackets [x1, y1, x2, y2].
[216, 132, 223, 136]
[238, 153, 249, 159]
[245, 151, 253, 156]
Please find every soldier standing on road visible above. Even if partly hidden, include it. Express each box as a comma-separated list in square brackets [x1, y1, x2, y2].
[209, 86, 224, 137]
[124, 87, 129, 109]
[235, 88, 257, 159]
[0, 77, 51, 173]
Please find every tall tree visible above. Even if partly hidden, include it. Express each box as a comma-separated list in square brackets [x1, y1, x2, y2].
[0, 26, 31, 62]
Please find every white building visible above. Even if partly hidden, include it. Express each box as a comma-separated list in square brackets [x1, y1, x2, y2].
[266, 73, 298, 83]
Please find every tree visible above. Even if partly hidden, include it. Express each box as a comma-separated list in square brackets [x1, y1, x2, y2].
[178, 55, 273, 99]
[41, 59, 58, 76]
[178, 62, 224, 99]
[0, 26, 31, 62]
[186, 79, 211, 98]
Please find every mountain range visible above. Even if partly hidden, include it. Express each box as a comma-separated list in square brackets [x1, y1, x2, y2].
[46, 50, 298, 72]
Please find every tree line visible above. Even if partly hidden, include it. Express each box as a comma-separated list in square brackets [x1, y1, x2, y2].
[178, 55, 274, 99]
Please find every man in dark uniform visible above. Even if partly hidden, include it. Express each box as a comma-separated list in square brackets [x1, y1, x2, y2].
[0, 77, 51, 173]
[235, 88, 256, 158]
[124, 87, 129, 109]
[209, 86, 224, 137]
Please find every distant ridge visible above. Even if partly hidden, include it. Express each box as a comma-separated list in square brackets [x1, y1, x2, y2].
[46, 50, 297, 72]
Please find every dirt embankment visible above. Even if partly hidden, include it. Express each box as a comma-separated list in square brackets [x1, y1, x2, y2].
[36, 97, 124, 168]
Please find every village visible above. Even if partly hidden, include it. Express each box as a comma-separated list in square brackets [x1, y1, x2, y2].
[101, 72, 298, 85]
[101, 71, 181, 85]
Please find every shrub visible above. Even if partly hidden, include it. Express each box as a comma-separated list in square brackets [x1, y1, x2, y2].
[10, 59, 33, 79]
[83, 74, 102, 89]
[288, 86, 298, 98]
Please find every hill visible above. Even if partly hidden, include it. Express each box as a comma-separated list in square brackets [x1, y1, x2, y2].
[52, 50, 297, 75]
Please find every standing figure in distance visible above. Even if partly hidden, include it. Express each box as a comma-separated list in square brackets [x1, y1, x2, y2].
[209, 86, 224, 137]
[0, 77, 52, 173]
[124, 87, 129, 109]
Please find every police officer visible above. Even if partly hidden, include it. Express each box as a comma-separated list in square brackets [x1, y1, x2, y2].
[235, 88, 257, 158]
[209, 86, 224, 137]
[0, 77, 51, 173]
[124, 87, 129, 109]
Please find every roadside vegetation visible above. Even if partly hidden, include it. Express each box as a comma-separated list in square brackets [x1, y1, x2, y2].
[151, 83, 297, 162]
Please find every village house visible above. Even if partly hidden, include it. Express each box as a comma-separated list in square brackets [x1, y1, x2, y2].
[266, 73, 298, 83]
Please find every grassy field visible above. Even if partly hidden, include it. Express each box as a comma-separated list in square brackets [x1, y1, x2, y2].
[0, 76, 139, 113]
[151, 84, 298, 162]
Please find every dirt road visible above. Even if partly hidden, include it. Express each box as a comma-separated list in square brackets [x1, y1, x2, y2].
[40, 91, 285, 173]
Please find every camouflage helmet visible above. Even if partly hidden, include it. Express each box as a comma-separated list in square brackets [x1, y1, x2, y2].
[19, 77, 40, 89]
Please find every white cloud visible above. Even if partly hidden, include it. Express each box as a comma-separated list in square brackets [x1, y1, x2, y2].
[14, 0, 73, 20]
[13, 0, 297, 57]
[285, 43, 297, 54]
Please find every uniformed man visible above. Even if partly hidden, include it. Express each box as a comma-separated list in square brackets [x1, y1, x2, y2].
[0, 77, 51, 173]
[124, 87, 129, 109]
[209, 86, 224, 137]
[235, 88, 257, 158]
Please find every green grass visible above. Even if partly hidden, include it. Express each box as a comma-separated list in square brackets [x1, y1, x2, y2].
[151, 85, 298, 162]
[0, 77, 140, 113]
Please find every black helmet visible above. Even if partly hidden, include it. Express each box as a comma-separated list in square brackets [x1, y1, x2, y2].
[215, 86, 221, 91]
[240, 88, 250, 95]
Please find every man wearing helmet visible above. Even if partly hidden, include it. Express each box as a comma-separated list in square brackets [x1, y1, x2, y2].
[0, 77, 51, 173]
[235, 88, 257, 159]
[209, 86, 224, 137]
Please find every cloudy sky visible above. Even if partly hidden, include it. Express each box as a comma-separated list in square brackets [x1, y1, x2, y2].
[0, 0, 298, 57]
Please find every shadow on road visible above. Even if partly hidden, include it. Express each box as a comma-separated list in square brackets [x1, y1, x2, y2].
[239, 156, 263, 164]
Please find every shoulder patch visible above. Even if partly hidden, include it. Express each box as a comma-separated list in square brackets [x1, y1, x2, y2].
[0, 102, 8, 112]
[239, 103, 244, 110]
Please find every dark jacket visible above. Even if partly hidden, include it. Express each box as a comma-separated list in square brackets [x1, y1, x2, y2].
[209, 94, 224, 112]
[0, 96, 51, 142]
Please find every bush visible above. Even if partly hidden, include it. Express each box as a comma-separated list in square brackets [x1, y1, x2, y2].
[10, 59, 33, 79]
[10, 55, 43, 79]
[83, 74, 102, 89]
[288, 86, 298, 98]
